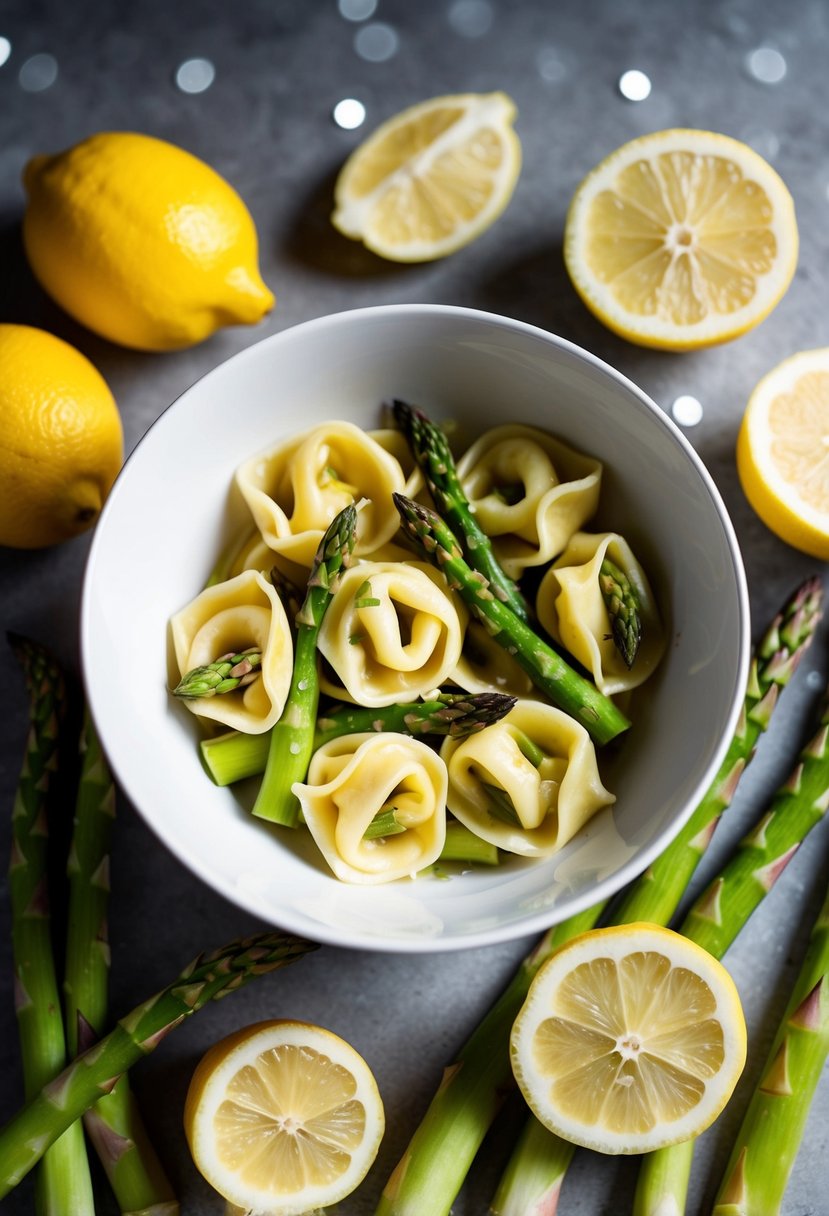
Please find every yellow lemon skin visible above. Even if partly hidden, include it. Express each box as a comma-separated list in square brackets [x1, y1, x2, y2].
[737, 405, 829, 561]
[22, 132, 275, 352]
[0, 324, 123, 548]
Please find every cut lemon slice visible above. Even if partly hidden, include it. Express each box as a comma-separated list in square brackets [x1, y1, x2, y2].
[737, 347, 829, 559]
[510, 924, 747, 1154]
[332, 92, 521, 262]
[184, 1020, 385, 1215]
[563, 129, 798, 350]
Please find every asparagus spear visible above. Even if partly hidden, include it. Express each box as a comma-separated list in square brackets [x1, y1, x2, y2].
[634, 688, 829, 1216]
[440, 820, 500, 866]
[491, 577, 823, 1216]
[599, 556, 642, 668]
[7, 634, 96, 1216]
[392, 399, 532, 624]
[372, 579, 821, 1216]
[613, 576, 823, 926]
[200, 692, 517, 786]
[0, 930, 316, 1200]
[392, 493, 629, 746]
[374, 906, 606, 1216]
[173, 649, 262, 698]
[65, 710, 178, 1215]
[252, 505, 357, 826]
[711, 873, 829, 1216]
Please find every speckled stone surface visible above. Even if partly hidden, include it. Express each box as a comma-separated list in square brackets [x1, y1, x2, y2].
[0, 1, 828, 1213]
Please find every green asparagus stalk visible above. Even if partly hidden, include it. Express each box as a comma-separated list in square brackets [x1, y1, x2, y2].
[0, 930, 316, 1200]
[200, 692, 517, 786]
[374, 904, 606, 1216]
[252, 505, 357, 826]
[711, 873, 829, 1216]
[392, 494, 629, 746]
[173, 649, 262, 699]
[599, 557, 641, 668]
[7, 635, 96, 1216]
[374, 580, 819, 1216]
[270, 564, 305, 627]
[440, 820, 500, 866]
[613, 576, 823, 926]
[65, 710, 178, 1215]
[491, 577, 824, 1216]
[634, 689, 829, 1216]
[392, 399, 532, 624]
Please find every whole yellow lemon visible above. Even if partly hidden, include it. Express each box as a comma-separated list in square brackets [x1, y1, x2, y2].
[0, 324, 123, 548]
[22, 131, 275, 352]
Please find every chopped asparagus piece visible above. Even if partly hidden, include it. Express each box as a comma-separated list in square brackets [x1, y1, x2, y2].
[392, 399, 532, 623]
[173, 650, 262, 699]
[599, 555, 642, 668]
[393, 492, 630, 745]
[252, 506, 357, 826]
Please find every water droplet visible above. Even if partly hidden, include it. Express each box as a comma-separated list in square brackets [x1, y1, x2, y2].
[354, 22, 399, 62]
[745, 46, 787, 84]
[333, 97, 366, 129]
[338, 0, 377, 19]
[0, 36, 11, 67]
[618, 69, 652, 101]
[289, 742, 301, 755]
[447, 0, 494, 38]
[806, 669, 824, 691]
[18, 52, 58, 92]
[175, 57, 215, 94]
[671, 395, 704, 427]
[537, 47, 567, 83]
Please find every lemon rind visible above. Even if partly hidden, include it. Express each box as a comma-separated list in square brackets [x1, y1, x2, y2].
[563, 128, 799, 351]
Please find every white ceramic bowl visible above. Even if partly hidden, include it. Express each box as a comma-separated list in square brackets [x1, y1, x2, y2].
[81, 305, 750, 952]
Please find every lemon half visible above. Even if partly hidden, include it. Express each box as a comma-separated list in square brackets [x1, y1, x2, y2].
[737, 347, 829, 559]
[510, 924, 747, 1154]
[332, 92, 521, 262]
[563, 128, 798, 350]
[184, 1020, 385, 1215]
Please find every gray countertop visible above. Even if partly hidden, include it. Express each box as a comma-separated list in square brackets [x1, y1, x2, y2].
[1, 1, 827, 1212]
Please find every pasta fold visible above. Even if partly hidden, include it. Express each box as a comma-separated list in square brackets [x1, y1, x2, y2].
[235, 420, 407, 569]
[455, 424, 601, 576]
[318, 560, 465, 706]
[536, 531, 665, 695]
[294, 732, 448, 884]
[170, 569, 293, 733]
[451, 618, 538, 700]
[441, 700, 614, 856]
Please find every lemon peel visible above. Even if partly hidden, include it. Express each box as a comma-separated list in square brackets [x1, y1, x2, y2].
[22, 131, 274, 351]
[510, 923, 747, 1154]
[737, 347, 829, 559]
[332, 91, 521, 262]
[184, 1020, 385, 1215]
[563, 128, 798, 350]
[0, 324, 123, 549]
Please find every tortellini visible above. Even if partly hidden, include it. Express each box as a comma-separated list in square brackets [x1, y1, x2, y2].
[293, 733, 448, 884]
[451, 618, 538, 700]
[536, 531, 665, 696]
[170, 570, 293, 733]
[318, 561, 465, 706]
[226, 531, 274, 579]
[440, 700, 614, 857]
[235, 420, 407, 570]
[455, 424, 602, 577]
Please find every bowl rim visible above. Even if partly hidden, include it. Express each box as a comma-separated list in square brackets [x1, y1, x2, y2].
[80, 303, 751, 952]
